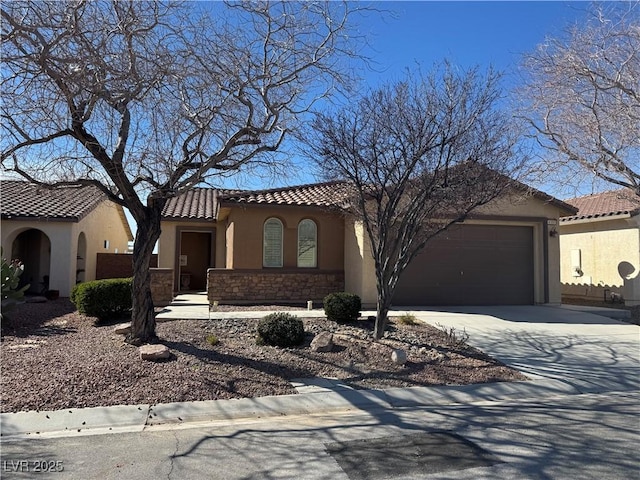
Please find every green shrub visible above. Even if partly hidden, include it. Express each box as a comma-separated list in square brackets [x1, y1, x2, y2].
[256, 312, 305, 347]
[71, 278, 132, 321]
[206, 334, 219, 346]
[323, 292, 361, 323]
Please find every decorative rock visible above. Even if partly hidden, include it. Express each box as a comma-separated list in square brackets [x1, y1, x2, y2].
[114, 323, 132, 335]
[310, 331, 334, 353]
[139, 344, 170, 361]
[391, 348, 407, 366]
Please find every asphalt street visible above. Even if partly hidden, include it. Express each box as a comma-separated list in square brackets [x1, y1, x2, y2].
[1, 391, 638, 479]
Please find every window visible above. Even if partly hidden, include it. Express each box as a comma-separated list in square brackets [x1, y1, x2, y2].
[263, 218, 283, 267]
[297, 219, 317, 268]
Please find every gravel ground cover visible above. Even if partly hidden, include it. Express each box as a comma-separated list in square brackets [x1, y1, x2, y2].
[1, 299, 526, 413]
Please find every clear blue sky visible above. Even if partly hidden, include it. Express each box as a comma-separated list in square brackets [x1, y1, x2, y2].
[225, 1, 592, 193]
[358, 1, 588, 87]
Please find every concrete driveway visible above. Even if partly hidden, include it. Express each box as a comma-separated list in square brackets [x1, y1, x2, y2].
[406, 305, 639, 395]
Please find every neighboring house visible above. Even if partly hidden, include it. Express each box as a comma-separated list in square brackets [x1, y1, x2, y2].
[559, 189, 640, 306]
[159, 181, 576, 308]
[1, 181, 133, 297]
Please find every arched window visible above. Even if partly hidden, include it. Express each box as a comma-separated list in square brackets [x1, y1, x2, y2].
[297, 219, 317, 268]
[263, 218, 283, 267]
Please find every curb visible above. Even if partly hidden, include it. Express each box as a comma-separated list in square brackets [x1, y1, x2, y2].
[0, 378, 578, 439]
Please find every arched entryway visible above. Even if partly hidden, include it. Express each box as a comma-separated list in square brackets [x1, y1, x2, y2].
[11, 228, 51, 294]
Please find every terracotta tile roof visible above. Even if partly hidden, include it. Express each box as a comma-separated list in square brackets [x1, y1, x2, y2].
[560, 189, 640, 222]
[161, 182, 351, 221]
[219, 181, 352, 207]
[1, 180, 106, 221]
[162, 188, 219, 220]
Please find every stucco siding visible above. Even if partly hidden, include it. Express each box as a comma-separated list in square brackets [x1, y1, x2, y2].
[158, 221, 178, 269]
[158, 220, 217, 266]
[226, 206, 345, 270]
[474, 194, 569, 219]
[158, 219, 219, 291]
[77, 202, 132, 284]
[560, 217, 640, 304]
[343, 217, 378, 307]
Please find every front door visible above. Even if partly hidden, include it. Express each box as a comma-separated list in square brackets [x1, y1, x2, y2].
[179, 231, 213, 291]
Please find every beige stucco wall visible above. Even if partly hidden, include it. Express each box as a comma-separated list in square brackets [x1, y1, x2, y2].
[158, 219, 220, 290]
[474, 193, 570, 219]
[77, 202, 132, 285]
[559, 215, 640, 305]
[224, 206, 345, 270]
[158, 220, 221, 268]
[344, 217, 377, 307]
[1, 201, 131, 297]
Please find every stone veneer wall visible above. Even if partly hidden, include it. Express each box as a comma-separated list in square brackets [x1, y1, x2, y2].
[208, 269, 345, 304]
[150, 268, 174, 306]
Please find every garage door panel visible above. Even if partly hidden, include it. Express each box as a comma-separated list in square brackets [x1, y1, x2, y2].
[394, 224, 534, 306]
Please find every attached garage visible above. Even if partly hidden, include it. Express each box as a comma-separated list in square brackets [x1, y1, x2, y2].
[393, 224, 535, 306]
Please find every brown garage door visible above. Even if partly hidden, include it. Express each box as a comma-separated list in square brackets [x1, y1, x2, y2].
[393, 224, 534, 306]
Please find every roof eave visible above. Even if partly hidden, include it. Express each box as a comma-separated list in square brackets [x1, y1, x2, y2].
[1, 215, 80, 223]
[161, 215, 217, 222]
[559, 211, 635, 225]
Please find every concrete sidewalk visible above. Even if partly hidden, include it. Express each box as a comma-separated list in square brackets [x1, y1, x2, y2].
[0, 378, 578, 440]
[2, 301, 637, 440]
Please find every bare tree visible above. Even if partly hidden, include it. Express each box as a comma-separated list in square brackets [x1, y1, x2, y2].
[1, 0, 364, 344]
[303, 65, 524, 339]
[518, 2, 640, 197]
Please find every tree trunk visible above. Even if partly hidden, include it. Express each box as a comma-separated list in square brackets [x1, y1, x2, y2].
[374, 291, 392, 340]
[125, 202, 164, 346]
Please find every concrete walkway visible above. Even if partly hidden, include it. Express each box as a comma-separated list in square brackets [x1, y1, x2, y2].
[2, 299, 637, 440]
[158, 293, 631, 321]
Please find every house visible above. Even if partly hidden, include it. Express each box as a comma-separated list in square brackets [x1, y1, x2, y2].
[159, 181, 576, 308]
[1, 181, 133, 297]
[559, 189, 640, 306]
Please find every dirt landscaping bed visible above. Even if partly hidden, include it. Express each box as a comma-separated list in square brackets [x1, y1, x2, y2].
[1, 299, 527, 413]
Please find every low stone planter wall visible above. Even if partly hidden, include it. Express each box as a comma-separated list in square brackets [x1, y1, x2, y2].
[150, 268, 174, 306]
[208, 269, 345, 304]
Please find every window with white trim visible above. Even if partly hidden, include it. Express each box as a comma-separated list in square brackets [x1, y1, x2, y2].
[263, 218, 283, 267]
[297, 219, 317, 268]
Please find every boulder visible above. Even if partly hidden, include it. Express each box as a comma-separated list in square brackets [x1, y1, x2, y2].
[114, 323, 132, 335]
[139, 344, 171, 361]
[310, 331, 334, 353]
[391, 348, 407, 366]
